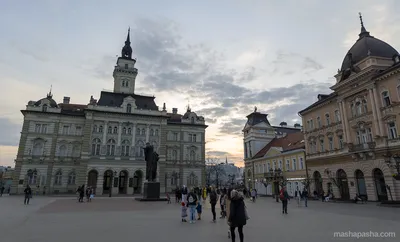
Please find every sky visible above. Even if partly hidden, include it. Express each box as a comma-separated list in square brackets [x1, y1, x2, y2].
[0, 0, 399, 167]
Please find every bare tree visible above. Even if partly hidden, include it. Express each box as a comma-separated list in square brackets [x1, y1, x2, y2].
[205, 157, 225, 187]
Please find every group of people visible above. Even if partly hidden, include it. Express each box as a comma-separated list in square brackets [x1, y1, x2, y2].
[0, 185, 10, 196]
[179, 185, 248, 242]
[279, 186, 309, 214]
[76, 185, 94, 203]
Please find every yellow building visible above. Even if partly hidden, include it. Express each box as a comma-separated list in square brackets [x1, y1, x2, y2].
[299, 15, 400, 201]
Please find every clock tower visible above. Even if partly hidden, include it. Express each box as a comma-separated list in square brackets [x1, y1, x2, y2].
[113, 28, 138, 94]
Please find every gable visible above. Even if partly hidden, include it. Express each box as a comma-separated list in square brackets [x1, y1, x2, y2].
[263, 147, 282, 158]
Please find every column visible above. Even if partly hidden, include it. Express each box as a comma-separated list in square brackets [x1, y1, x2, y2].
[372, 87, 385, 136]
[102, 121, 108, 145]
[341, 101, 351, 143]
[117, 122, 122, 145]
[131, 124, 137, 144]
[338, 102, 348, 143]
[368, 88, 380, 136]
[146, 124, 150, 143]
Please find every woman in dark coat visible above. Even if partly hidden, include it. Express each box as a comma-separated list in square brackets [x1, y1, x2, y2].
[228, 189, 246, 242]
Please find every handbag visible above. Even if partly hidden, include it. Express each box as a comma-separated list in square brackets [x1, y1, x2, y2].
[244, 205, 250, 220]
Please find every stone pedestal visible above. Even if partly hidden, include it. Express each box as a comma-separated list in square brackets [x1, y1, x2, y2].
[135, 182, 167, 201]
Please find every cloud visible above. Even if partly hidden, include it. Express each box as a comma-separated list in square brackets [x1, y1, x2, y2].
[0, 118, 21, 146]
[206, 150, 230, 157]
[270, 51, 324, 76]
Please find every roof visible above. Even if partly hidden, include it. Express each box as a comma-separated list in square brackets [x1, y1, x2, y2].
[167, 113, 183, 123]
[245, 112, 270, 126]
[252, 132, 304, 159]
[59, 103, 87, 116]
[298, 92, 337, 115]
[34, 96, 58, 108]
[97, 91, 158, 110]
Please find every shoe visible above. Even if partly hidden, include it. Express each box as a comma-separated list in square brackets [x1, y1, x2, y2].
[282, 211, 284, 214]
[285, 212, 288, 214]
[197, 218, 201, 220]
[228, 231, 231, 238]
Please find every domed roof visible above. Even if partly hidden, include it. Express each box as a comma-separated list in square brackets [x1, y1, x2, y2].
[34, 92, 58, 108]
[341, 15, 399, 71]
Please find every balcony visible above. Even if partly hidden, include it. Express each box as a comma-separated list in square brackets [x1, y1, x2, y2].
[348, 142, 376, 152]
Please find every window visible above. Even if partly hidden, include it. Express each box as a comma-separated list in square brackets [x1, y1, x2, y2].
[141, 129, 145, 136]
[367, 128, 373, 141]
[93, 125, 98, 133]
[27, 170, 37, 185]
[279, 160, 282, 170]
[122, 80, 125, 87]
[355, 101, 362, 115]
[172, 150, 177, 160]
[263, 164, 265, 173]
[310, 120, 314, 129]
[150, 129, 154, 136]
[54, 170, 62, 185]
[62, 125, 69, 135]
[189, 134, 192, 142]
[72, 145, 80, 157]
[91, 138, 101, 155]
[99, 125, 103, 133]
[122, 127, 127, 135]
[388, 122, 398, 139]
[32, 140, 44, 156]
[108, 126, 112, 134]
[193, 134, 197, 142]
[362, 99, 368, 113]
[328, 136, 333, 151]
[42, 104, 48, 112]
[338, 135, 344, 149]
[325, 113, 330, 126]
[113, 126, 118, 134]
[320, 138, 324, 151]
[189, 150, 196, 161]
[299, 157, 304, 170]
[267, 162, 271, 171]
[309, 142, 313, 153]
[334, 110, 340, 122]
[106, 139, 116, 156]
[59, 145, 67, 157]
[35, 124, 41, 133]
[317, 117, 321, 128]
[41, 124, 48, 133]
[137, 128, 140, 135]
[191, 117, 195, 124]
[286, 160, 290, 171]
[125, 81, 129, 87]
[292, 159, 297, 170]
[75, 126, 82, 135]
[136, 141, 145, 157]
[173, 132, 178, 141]
[307, 121, 310, 130]
[68, 172, 76, 185]
[273, 160, 277, 170]
[382, 91, 391, 107]
[126, 104, 132, 113]
[121, 140, 130, 156]
[125, 64, 128, 69]
[128, 128, 132, 135]
[155, 129, 159, 136]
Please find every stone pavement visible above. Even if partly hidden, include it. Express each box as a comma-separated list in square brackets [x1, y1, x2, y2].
[0, 195, 399, 242]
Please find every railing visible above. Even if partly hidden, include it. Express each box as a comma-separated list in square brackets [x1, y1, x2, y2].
[349, 142, 376, 152]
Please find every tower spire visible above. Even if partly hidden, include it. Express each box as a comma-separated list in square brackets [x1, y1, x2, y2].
[126, 27, 131, 44]
[121, 27, 133, 59]
[47, 85, 53, 98]
[358, 12, 370, 38]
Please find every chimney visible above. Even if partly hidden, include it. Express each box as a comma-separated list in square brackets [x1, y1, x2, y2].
[172, 108, 178, 114]
[63, 96, 70, 104]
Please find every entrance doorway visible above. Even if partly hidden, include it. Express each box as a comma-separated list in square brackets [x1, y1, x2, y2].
[337, 169, 350, 200]
[87, 170, 98, 194]
[103, 170, 113, 194]
[355, 170, 367, 198]
[313, 171, 323, 194]
[119, 170, 128, 194]
[373, 168, 388, 201]
[133, 170, 143, 194]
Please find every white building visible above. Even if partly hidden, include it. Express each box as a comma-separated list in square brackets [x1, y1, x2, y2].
[11, 29, 208, 195]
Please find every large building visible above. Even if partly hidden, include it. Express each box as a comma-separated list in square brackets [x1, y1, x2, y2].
[299, 15, 400, 201]
[11, 30, 207, 195]
[243, 109, 307, 196]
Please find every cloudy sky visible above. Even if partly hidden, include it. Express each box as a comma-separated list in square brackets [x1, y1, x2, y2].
[0, 0, 399, 167]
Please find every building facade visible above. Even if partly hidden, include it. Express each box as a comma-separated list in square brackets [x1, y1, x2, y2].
[243, 110, 307, 196]
[299, 16, 400, 201]
[11, 30, 207, 195]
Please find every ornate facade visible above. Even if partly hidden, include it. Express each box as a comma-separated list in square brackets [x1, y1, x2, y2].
[299, 15, 400, 201]
[11, 30, 207, 195]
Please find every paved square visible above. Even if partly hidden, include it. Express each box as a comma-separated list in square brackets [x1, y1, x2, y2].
[1, 196, 399, 242]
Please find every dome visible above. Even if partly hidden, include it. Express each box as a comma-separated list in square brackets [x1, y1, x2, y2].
[34, 93, 58, 108]
[340, 16, 399, 71]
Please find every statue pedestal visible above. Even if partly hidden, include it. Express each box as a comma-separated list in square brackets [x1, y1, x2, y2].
[135, 182, 168, 202]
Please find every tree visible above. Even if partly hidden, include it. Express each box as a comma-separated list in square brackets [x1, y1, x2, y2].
[205, 157, 226, 187]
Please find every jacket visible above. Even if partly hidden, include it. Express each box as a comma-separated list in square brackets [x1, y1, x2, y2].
[225, 198, 231, 226]
[187, 192, 197, 206]
[229, 197, 247, 227]
[280, 189, 289, 201]
[209, 191, 217, 204]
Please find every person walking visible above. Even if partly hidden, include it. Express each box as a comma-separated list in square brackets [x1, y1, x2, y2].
[302, 188, 308, 207]
[24, 185, 32, 205]
[228, 189, 247, 242]
[0, 186, 4, 197]
[226, 188, 233, 239]
[251, 189, 256, 202]
[209, 187, 218, 222]
[279, 186, 290, 214]
[187, 188, 198, 224]
[181, 185, 188, 205]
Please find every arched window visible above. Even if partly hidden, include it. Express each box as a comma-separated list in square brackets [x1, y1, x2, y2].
[334, 110, 340, 122]
[317, 117, 321, 128]
[122, 127, 127, 135]
[68, 171, 76, 185]
[191, 117, 195, 124]
[27, 169, 37, 185]
[99, 125, 103, 133]
[59, 145, 67, 157]
[172, 150, 177, 160]
[93, 125, 98, 132]
[122, 80, 125, 87]
[107, 139, 116, 156]
[127, 128, 132, 135]
[382, 91, 391, 107]
[126, 81, 129, 87]
[187, 173, 197, 186]
[107, 126, 112, 134]
[32, 140, 44, 156]
[54, 170, 62, 185]
[91, 138, 101, 155]
[136, 141, 144, 157]
[362, 99, 368, 113]
[42, 104, 48, 112]
[189, 150, 196, 161]
[150, 129, 154, 136]
[137, 128, 141, 135]
[325, 113, 330, 125]
[355, 101, 362, 115]
[127, 104, 132, 113]
[72, 145, 80, 157]
[155, 129, 159, 136]
[121, 140, 130, 156]
[142, 129, 146, 136]
[113, 126, 118, 134]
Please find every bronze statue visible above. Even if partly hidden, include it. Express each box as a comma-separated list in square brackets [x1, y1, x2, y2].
[144, 143, 159, 182]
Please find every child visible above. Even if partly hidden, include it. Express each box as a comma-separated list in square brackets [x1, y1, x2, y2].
[196, 201, 202, 220]
[166, 192, 171, 204]
[181, 202, 187, 222]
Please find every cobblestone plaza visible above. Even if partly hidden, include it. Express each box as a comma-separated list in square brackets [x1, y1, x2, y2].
[1, 196, 399, 242]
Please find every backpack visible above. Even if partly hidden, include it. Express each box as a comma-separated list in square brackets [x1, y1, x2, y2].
[279, 190, 285, 201]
